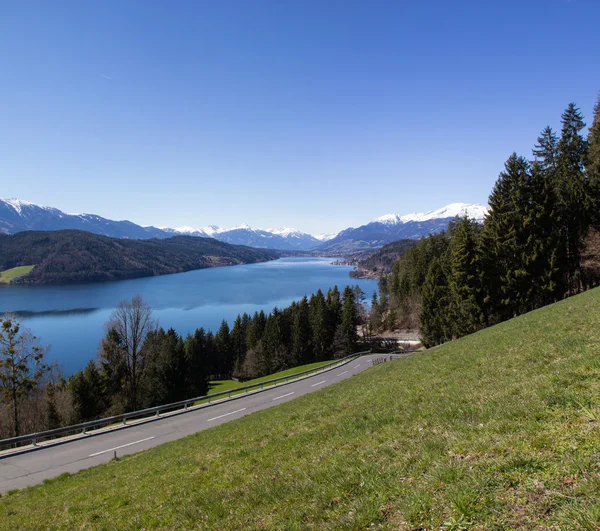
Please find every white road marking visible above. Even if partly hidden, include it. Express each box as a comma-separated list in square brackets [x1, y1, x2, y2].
[311, 380, 326, 387]
[272, 392, 295, 401]
[353, 364, 360, 368]
[207, 408, 247, 422]
[89, 436, 155, 457]
[338, 371, 348, 376]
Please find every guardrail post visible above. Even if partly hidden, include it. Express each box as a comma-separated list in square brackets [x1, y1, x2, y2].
[32, 438, 37, 447]
[156, 410, 160, 418]
[184, 403, 188, 411]
[122, 418, 127, 425]
[82, 427, 86, 435]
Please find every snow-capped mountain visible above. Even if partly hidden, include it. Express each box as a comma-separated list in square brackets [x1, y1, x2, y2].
[375, 203, 487, 225]
[318, 202, 488, 253]
[314, 233, 336, 242]
[0, 198, 167, 239]
[199, 225, 322, 251]
[1, 198, 488, 254]
[0, 198, 322, 250]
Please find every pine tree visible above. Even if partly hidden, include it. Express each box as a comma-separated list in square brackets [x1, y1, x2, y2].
[214, 320, 233, 378]
[291, 296, 312, 365]
[309, 290, 329, 361]
[45, 382, 61, 430]
[420, 258, 452, 347]
[555, 103, 591, 294]
[246, 311, 266, 351]
[184, 328, 209, 397]
[479, 153, 533, 321]
[448, 216, 484, 337]
[230, 315, 248, 376]
[369, 292, 382, 332]
[70, 359, 106, 422]
[533, 126, 559, 172]
[587, 93, 600, 227]
[340, 286, 359, 353]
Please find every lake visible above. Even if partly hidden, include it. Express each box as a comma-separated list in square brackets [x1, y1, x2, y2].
[0, 257, 377, 374]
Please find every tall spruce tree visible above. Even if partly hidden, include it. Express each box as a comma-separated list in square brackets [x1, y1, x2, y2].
[309, 290, 329, 361]
[340, 286, 359, 353]
[291, 296, 312, 365]
[448, 216, 484, 337]
[587, 93, 600, 226]
[214, 320, 233, 378]
[479, 153, 533, 320]
[184, 328, 209, 397]
[533, 126, 559, 172]
[420, 258, 452, 347]
[555, 103, 591, 294]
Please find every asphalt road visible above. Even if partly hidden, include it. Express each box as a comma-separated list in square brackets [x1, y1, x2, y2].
[0, 354, 394, 493]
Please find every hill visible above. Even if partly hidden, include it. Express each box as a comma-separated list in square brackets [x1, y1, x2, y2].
[0, 231, 279, 284]
[349, 239, 417, 278]
[2, 288, 600, 529]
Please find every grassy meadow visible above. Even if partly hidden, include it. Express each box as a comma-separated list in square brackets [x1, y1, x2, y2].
[0, 265, 34, 284]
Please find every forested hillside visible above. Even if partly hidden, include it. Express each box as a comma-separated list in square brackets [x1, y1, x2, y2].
[0, 231, 279, 284]
[373, 97, 600, 345]
[349, 239, 416, 278]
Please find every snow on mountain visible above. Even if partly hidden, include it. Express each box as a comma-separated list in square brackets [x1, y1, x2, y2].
[315, 233, 336, 242]
[266, 227, 305, 238]
[1, 197, 489, 254]
[2, 198, 36, 214]
[319, 203, 489, 254]
[376, 203, 488, 225]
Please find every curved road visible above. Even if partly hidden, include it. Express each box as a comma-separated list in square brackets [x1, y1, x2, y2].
[0, 354, 395, 493]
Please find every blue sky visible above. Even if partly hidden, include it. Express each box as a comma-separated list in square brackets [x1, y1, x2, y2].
[2, 0, 599, 235]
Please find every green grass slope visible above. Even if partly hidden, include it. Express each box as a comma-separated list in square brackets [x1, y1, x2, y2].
[208, 360, 334, 396]
[0, 265, 34, 284]
[2, 289, 600, 529]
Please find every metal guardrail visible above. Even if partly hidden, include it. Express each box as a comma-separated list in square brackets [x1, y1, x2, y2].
[0, 350, 371, 451]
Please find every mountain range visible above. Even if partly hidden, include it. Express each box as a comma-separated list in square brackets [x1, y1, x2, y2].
[0, 198, 487, 253]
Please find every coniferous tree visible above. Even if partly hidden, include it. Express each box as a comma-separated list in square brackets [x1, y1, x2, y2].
[587, 93, 600, 226]
[214, 320, 233, 378]
[230, 315, 248, 376]
[340, 286, 359, 353]
[555, 103, 591, 294]
[70, 359, 106, 423]
[420, 258, 452, 347]
[369, 292, 382, 332]
[45, 382, 61, 430]
[480, 153, 532, 321]
[309, 290, 329, 361]
[246, 311, 266, 352]
[184, 328, 209, 397]
[291, 296, 312, 365]
[448, 216, 484, 337]
[533, 126, 559, 173]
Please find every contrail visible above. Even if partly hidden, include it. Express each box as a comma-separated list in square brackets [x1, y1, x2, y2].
[99, 73, 113, 80]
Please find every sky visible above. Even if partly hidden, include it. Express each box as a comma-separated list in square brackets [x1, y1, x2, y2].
[1, 1, 599, 235]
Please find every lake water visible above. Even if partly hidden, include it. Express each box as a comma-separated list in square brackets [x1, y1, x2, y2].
[0, 258, 376, 374]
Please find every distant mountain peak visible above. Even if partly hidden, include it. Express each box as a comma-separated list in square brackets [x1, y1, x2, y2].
[374, 203, 488, 225]
[1, 197, 37, 214]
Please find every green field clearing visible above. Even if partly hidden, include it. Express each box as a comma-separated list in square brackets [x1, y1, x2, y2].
[2, 289, 600, 529]
[0, 265, 34, 284]
[208, 360, 335, 396]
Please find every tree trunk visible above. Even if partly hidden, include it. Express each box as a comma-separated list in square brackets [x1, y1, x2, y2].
[12, 386, 19, 437]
